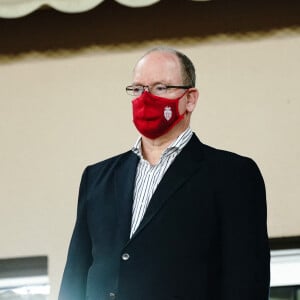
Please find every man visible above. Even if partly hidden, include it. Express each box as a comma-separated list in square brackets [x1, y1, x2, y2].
[59, 47, 270, 300]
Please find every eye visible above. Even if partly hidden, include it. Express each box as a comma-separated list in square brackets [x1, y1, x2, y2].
[132, 86, 143, 95]
[152, 84, 167, 95]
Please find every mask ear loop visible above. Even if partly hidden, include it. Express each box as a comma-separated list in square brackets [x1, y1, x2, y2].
[177, 89, 190, 117]
[163, 90, 188, 134]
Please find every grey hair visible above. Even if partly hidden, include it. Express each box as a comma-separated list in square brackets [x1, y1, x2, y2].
[140, 46, 196, 87]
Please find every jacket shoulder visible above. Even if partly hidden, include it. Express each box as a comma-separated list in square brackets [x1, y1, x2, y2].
[202, 143, 252, 163]
[188, 133, 263, 178]
[83, 150, 136, 179]
[198, 141, 264, 184]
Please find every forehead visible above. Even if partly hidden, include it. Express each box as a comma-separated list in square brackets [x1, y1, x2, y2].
[133, 51, 183, 84]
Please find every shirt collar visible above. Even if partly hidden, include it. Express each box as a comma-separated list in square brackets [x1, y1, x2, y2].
[132, 128, 193, 160]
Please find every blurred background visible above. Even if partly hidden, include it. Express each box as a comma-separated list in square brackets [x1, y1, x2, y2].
[0, 0, 300, 299]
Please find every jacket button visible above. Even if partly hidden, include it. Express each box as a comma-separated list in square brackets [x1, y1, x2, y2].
[121, 253, 130, 260]
[109, 292, 116, 299]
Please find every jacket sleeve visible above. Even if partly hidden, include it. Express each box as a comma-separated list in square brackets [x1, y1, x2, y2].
[217, 157, 270, 300]
[59, 168, 93, 300]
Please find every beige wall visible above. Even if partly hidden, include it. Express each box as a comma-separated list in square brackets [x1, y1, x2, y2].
[0, 30, 299, 298]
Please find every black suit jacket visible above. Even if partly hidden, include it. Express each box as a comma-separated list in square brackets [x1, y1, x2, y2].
[59, 134, 270, 300]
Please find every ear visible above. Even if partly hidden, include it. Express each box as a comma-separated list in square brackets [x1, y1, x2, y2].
[186, 88, 199, 113]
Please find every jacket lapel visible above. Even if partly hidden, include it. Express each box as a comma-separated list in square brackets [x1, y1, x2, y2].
[114, 151, 139, 245]
[129, 134, 205, 241]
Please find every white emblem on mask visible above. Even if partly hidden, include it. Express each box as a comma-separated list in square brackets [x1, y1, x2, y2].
[164, 106, 172, 121]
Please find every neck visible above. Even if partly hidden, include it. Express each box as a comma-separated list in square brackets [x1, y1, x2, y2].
[141, 118, 189, 165]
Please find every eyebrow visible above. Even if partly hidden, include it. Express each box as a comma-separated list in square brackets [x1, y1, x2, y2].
[131, 81, 169, 86]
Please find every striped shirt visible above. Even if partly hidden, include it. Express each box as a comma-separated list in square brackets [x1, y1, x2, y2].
[130, 128, 193, 238]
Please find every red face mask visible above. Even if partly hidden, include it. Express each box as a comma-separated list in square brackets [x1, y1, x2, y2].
[132, 91, 186, 139]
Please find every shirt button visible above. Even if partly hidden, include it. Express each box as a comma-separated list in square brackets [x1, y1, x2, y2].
[109, 292, 116, 299]
[121, 253, 130, 261]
